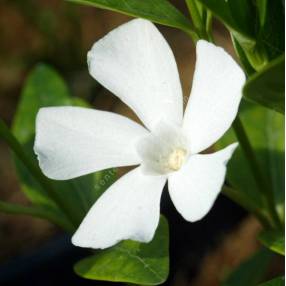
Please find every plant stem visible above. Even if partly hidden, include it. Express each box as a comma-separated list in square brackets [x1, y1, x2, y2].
[0, 200, 74, 232]
[186, 0, 202, 30]
[206, 10, 214, 42]
[0, 119, 78, 229]
[185, 0, 208, 40]
[232, 116, 281, 228]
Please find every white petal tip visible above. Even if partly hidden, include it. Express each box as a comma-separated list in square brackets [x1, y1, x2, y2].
[196, 39, 211, 48]
[71, 233, 109, 250]
[179, 211, 206, 223]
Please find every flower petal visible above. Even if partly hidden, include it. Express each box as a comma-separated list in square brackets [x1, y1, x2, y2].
[88, 18, 183, 131]
[34, 106, 148, 180]
[168, 143, 238, 222]
[72, 167, 166, 249]
[183, 40, 245, 154]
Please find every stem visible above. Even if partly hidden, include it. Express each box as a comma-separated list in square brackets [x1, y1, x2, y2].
[232, 116, 281, 228]
[185, 0, 209, 40]
[186, 0, 203, 31]
[206, 10, 214, 42]
[0, 119, 78, 228]
[0, 200, 74, 232]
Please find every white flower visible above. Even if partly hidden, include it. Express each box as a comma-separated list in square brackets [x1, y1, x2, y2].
[34, 19, 245, 249]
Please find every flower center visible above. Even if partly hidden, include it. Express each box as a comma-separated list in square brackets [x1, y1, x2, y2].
[167, 148, 187, 171]
[136, 121, 189, 175]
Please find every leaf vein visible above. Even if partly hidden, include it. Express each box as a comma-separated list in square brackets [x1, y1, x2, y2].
[116, 246, 164, 281]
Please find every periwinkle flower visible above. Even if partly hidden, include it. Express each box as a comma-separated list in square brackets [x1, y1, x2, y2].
[34, 19, 245, 249]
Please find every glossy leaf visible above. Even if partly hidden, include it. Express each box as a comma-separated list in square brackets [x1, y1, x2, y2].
[197, 0, 256, 48]
[12, 64, 116, 228]
[222, 248, 273, 286]
[259, 276, 285, 286]
[185, 0, 205, 32]
[243, 55, 285, 114]
[231, 35, 256, 76]
[13, 64, 71, 143]
[258, 0, 284, 61]
[67, 0, 196, 38]
[216, 100, 284, 223]
[198, 0, 284, 70]
[256, 0, 267, 28]
[74, 216, 169, 285]
[259, 230, 285, 255]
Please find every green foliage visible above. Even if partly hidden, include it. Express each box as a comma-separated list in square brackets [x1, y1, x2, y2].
[231, 35, 256, 76]
[74, 216, 169, 285]
[13, 65, 71, 143]
[257, 0, 284, 61]
[67, 0, 197, 39]
[11, 64, 116, 229]
[243, 55, 285, 114]
[197, 0, 284, 71]
[197, 0, 256, 47]
[259, 230, 285, 256]
[217, 100, 284, 226]
[259, 277, 285, 286]
[256, 0, 267, 27]
[222, 248, 273, 286]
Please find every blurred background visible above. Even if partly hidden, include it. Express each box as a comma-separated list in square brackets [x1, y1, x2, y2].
[0, 0, 283, 285]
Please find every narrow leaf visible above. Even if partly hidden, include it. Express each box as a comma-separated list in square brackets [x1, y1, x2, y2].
[243, 55, 285, 114]
[256, 0, 267, 27]
[259, 276, 285, 286]
[231, 34, 256, 76]
[259, 230, 285, 256]
[197, 0, 256, 48]
[67, 0, 197, 39]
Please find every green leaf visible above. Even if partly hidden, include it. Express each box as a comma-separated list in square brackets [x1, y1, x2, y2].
[0, 117, 77, 229]
[243, 55, 285, 114]
[231, 34, 256, 76]
[222, 248, 273, 286]
[12, 64, 117, 228]
[259, 276, 285, 286]
[257, 0, 284, 61]
[185, 0, 204, 31]
[259, 230, 285, 255]
[197, 0, 256, 48]
[74, 216, 169, 285]
[13, 64, 72, 143]
[216, 100, 284, 223]
[198, 0, 284, 70]
[67, 0, 197, 39]
[231, 0, 284, 71]
[256, 0, 267, 28]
